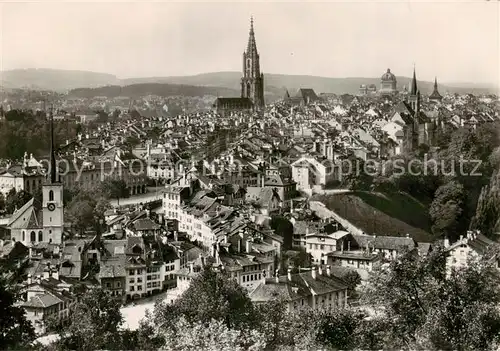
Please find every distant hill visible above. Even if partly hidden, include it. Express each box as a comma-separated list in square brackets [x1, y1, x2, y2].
[312, 191, 433, 243]
[67, 83, 240, 99]
[122, 71, 496, 96]
[1, 68, 496, 95]
[0, 68, 119, 92]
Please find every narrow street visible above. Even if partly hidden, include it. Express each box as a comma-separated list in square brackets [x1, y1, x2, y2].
[110, 186, 164, 207]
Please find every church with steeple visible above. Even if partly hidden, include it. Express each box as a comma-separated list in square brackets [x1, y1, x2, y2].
[213, 17, 265, 116]
[7, 108, 64, 245]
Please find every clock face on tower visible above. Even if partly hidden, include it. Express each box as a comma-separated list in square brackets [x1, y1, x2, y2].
[47, 203, 56, 212]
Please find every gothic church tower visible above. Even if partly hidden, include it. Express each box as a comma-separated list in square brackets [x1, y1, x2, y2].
[42, 107, 64, 244]
[241, 17, 265, 109]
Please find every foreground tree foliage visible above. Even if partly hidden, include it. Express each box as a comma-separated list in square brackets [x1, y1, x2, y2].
[49, 288, 125, 351]
[160, 317, 266, 351]
[151, 267, 258, 331]
[37, 251, 500, 351]
[0, 273, 35, 349]
[363, 247, 500, 350]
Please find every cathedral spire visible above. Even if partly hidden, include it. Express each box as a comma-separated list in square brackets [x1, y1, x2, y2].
[434, 76, 438, 89]
[247, 16, 258, 54]
[410, 65, 418, 96]
[49, 106, 57, 184]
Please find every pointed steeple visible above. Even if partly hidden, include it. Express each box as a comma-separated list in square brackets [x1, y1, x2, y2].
[49, 106, 58, 184]
[430, 76, 443, 101]
[247, 16, 258, 55]
[410, 65, 418, 95]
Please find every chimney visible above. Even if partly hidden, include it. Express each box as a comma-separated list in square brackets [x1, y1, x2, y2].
[275, 269, 279, 283]
[406, 233, 410, 238]
[200, 256, 205, 267]
[52, 270, 59, 281]
[318, 266, 323, 276]
[459, 235, 463, 241]
[66, 139, 69, 145]
[43, 270, 50, 280]
[246, 240, 252, 253]
[36, 275, 41, 285]
[27, 274, 32, 285]
[189, 262, 194, 273]
[326, 265, 331, 277]
[311, 266, 317, 280]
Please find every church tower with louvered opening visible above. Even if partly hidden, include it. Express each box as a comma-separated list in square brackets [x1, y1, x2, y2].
[241, 17, 265, 109]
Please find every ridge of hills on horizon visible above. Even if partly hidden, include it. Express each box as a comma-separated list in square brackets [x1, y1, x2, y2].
[0, 68, 497, 97]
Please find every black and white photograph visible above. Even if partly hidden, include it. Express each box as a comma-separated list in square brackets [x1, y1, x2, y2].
[0, 0, 499, 349]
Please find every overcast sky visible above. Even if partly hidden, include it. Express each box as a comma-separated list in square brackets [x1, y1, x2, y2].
[1, 0, 499, 86]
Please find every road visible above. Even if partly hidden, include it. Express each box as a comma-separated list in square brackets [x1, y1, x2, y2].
[121, 290, 179, 330]
[312, 188, 351, 195]
[110, 186, 164, 207]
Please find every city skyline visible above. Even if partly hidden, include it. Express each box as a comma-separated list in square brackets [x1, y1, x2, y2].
[1, 0, 499, 87]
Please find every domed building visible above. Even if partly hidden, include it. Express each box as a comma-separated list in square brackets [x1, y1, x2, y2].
[379, 68, 398, 96]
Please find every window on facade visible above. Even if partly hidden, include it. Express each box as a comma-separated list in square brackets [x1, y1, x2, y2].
[130, 286, 134, 291]
[38, 231, 43, 242]
[49, 190, 54, 201]
[138, 285, 142, 291]
[22, 231, 25, 241]
[30, 231, 36, 242]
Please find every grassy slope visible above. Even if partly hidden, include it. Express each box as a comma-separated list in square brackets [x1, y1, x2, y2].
[312, 191, 433, 243]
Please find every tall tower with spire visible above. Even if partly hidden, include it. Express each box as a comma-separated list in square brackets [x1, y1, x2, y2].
[241, 17, 265, 109]
[407, 66, 419, 112]
[42, 106, 64, 244]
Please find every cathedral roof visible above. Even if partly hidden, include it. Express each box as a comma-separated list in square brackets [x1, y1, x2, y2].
[213, 97, 253, 109]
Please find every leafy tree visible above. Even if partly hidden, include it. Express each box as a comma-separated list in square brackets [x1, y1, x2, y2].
[0, 274, 35, 348]
[5, 189, 33, 214]
[65, 189, 111, 235]
[339, 269, 362, 300]
[270, 215, 293, 249]
[112, 109, 121, 119]
[429, 180, 467, 241]
[470, 171, 500, 238]
[159, 317, 266, 351]
[362, 246, 500, 350]
[52, 288, 124, 351]
[151, 267, 258, 331]
[100, 179, 129, 205]
[0, 192, 5, 212]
